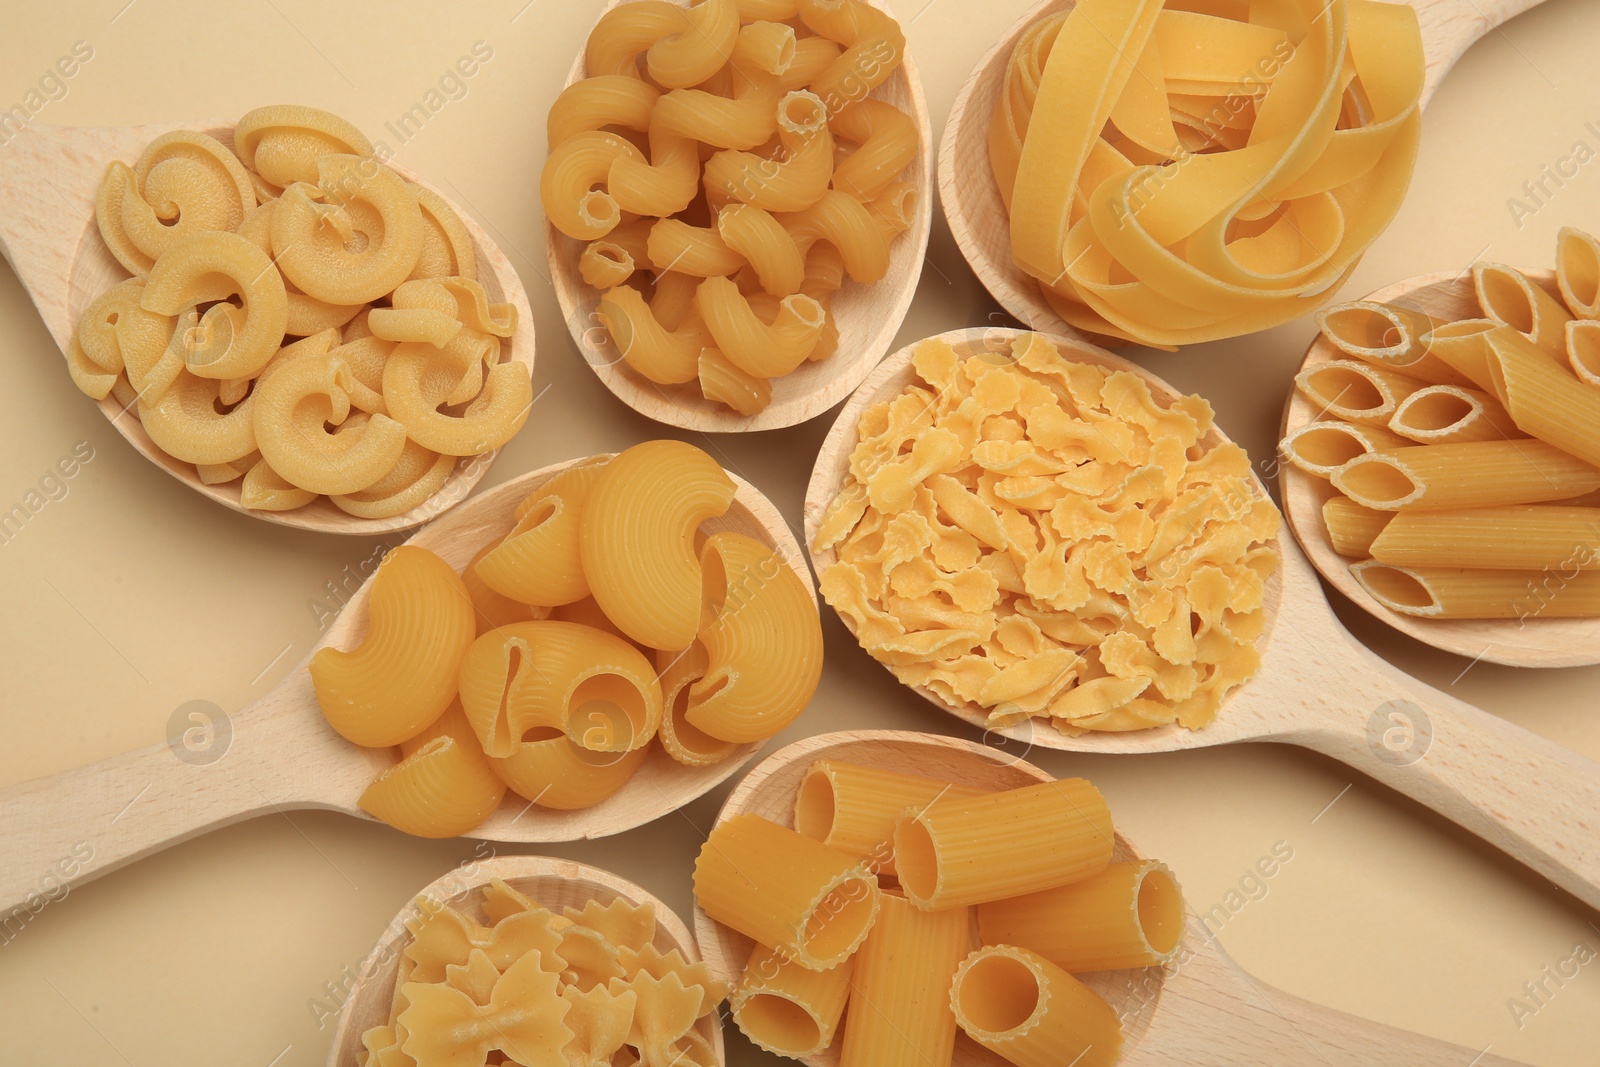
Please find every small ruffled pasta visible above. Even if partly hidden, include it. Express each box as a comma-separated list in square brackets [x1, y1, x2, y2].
[94, 131, 256, 276]
[475, 458, 611, 607]
[252, 354, 409, 495]
[310, 545, 476, 748]
[270, 154, 425, 304]
[686, 533, 823, 743]
[580, 440, 738, 651]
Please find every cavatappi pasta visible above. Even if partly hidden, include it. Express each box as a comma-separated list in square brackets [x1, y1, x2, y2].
[360, 878, 725, 1067]
[989, 0, 1425, 348]
[549, 0, 918, 414]
[313, 442, 824, 838]
[71, 105, 530, 519]
[1285, 232, 1600, 620]
[701, 757, 1183, 1066]
[813, 332, 1281, 734]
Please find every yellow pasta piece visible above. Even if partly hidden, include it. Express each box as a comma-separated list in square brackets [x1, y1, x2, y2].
[253, 355, 409, 495]
[716, 204, 804, 297]
[271, 154, 425, 304]
[136, 366, 258, 466]
[698, 348, 773, 416]
[458, 620, 661, 759]
[731, 18, 798, 75]
[381, 337, 532, 456]
[656, 643, 739, 767]
[475, 458, 611, 608]
[838, 893, 967, 1067]
[1388, 382, 1519, 445]
[893, 779, 1113, 910]
[696, 276, 826, 378]
[652, 64, 786, 151]
[1333, 440, 1600, 511]
[800, 0, 906, 114]
[646, 0, 739, 88]
[580, 441, 737, 651]
[139, 229, 288, 381]
[1293, 359, 1425, 430]
[548, 75, 660, 148]
[733, 943, 851, 1058]
[1569, 320, 1600, 388]
[831, 99, 918, 202]
[580, 240, 639, 289]
[1485, 330, 1600, 470]
[359, 734, 507, 839]
[330, 439, 457, 520]
[411, 186, 480, 282]
[310, 546, 476, 747]
[239, 458, 317, 512]
[1556, 226, 1600, 319]
[647, 218, 748, 278]
[1475, 262, 1573, 359]
[1317, 301, 1467, 385]
[490, 735, 650, 810]
[794, 760, 985, 875]
[542, 131, 644, 240]
[1322, 495, 1393, 558]
[233, 104, 372, 187]
[95, 131, 256, 276]
[1354, 561, 1600, 620]
[401, 951, 571, 1067]
[705, 91, 835, 212]
[685, 532, 822, 744]
[584, 1, 685, 78]
[597, 284, 709, 385]
[950, 946, 1121, 1067]
[779, 189, 891, 283]
[563, 984, 636, 1066]
[564, 896, 656, 954]
[1418, 318, 1501, 392]
[977, 860, 1185, 972]
[1368, 505, 1600, 572]
[693, 814, 880, 970]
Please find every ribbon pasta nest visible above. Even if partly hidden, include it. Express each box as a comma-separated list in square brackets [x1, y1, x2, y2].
[67, 105, 530, 519]
[813, 333, 1281, 733]
[990, 0, 1425, 348]
[310, 441, 825, 839]
[544, 0, 918, 414]
[361, 878, 724, 1067]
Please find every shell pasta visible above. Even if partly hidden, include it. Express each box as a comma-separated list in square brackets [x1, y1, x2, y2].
[69, 105, 529, 518]
[547, 0, 919, 414]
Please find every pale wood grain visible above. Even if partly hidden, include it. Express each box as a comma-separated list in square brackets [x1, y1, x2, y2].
[804, 328, 1600, 910]
[326, 855, 725, 1067]
[937, 0, 1551, 345]
[694, 731, 1527, 1067]
[1281, 268, 1600, 667]
[547, 0, 934, 432]
[0, 119, 535, 535]
[0, 454, 814, 916]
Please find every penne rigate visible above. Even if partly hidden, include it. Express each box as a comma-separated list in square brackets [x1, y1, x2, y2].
[1354, 561, 1600, 619]
[1322, 496, 1394, 558]
[1332, 440, 1600, 511]
[1293, 359, 1424, 429]
[1281, 419, 1410, 479]
[1368, 506, 1600, 572]
[1388, 383, 1520, 445]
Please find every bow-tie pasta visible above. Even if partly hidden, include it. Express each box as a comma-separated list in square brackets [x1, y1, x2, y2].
[70, 105, 529, 520]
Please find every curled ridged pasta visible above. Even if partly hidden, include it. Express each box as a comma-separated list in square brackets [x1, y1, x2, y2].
[94, 131, 256, 276]
[597, 285, 710, 385]
[799, 0, 906, 113]
[697, 276, 826, 377]
[235, 200, 366, 337]
[831, 99, 918, 201]
[780, 190, 890, 283]
[239, 457, 317, 511]
[652, 65, 786, 151]
[137, 367, 258, 465]
[252, 353, 409, 494]
[549, 75, 661, 148]
[310, 545, 476, 748]
[686, 533, 822, 743]
[543, 132, 646, 240]
[490, 736, 649, 810]
[359, 735, 506, 839]
[717, 204, 804, 296]
[476, 458, 611, 607]
[412, 187, 479, 282]
[656, 643, 739, 767]
[705, 91, 834, 212]
[581, 440, 738, 651]
[139, 230, 289, 380]
[382, 334, 533, 456]
[329, 439, 457, 520]
[233, 104, 373, 187]
[992, 0, 1425, 346]
[271, 154, 426, 304]
[732, 19, 798, 75]
[648, 218, 747, 278]
[646, 0, 740, 89]
[699, 347, 772, 415]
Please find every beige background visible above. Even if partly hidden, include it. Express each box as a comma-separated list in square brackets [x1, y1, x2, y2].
[1, 0, 1597, 1063]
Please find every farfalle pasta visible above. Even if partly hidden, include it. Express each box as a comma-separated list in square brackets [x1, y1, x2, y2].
[362, 879, 724, 1067]
[547, 0, 918, 414]
[316, 441, 824, 838]
[814, 333, 1280, 733]
[990, 0, 1425, 347]
[68, 105, 529, 519]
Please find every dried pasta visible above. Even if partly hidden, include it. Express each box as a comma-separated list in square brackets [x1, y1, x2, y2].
[547, 0, 918, 413]
[951, 945, 1122, 1067]
[976, 860, 1185, 972]
[839, 892, 967, 1067]
[70, 105, 528, 515]
[814, 332, 1281, 733]
[794, 759, 984, 875]
[732, 943, 852, 1058]
[1283, 231, 1600, 618]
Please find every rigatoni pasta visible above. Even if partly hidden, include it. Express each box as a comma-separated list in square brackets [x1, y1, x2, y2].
[950, 945, 1122, 1067]
[837, 893, 967, 1067]
[794, 760, 984, 874]
[975, 860, 1185, 972]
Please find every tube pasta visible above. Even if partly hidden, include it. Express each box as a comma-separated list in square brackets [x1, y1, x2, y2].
[310, 546, 476, 748]
[833, 893, 965, 1067]
[1474, 262, 1572, 359]
[1367, 506, 1600, 572]
[976, 860, 1185, 972]
[1556, 226, 1600, 319]
[652, 66, 787, 151]
[684, 532, 823, 743]
[95, 131, 257, 277]
[1388, 382, 1519, 445]
[1333, 440, 1600, 511]
[1280, 419, 1409, 479]
[698, 348, 771, 415]
[648, 218, 748, 278]
[716, 204, 804, 297]
[544, 132, 647, 242]
[831, 99, 919, 201]
[779, 189, 891, 283]
[799, 0, 907, 114]
[646, 0, 740, 89]
[271, 154, 426, 304]
[732, 943, 851, 1058]
[950, 946, 1122, 1067]
[692, 813, 881, 970]
[731, 19, 798, 75]
[581, 440, 738, 651]
[1323, 496, 1393, 558]
[1484, 330, 1600, 470]
[598, 284, 710, 385]
[253, 354, 409, 495]
[697, 276, 826, 377]
[233, 104, 372, 187]
[893, 779, 1113, 910]
[475, 458, 611, 608]
[705, 91, 835, 212]
[1353, 561, 1600, 620]
[610, 127, 700, 218]
[548, 75, 660, 148]
[1317, 301, 1468, 385]
[1293, 359, 1424, 429]
[794, 760, 984, 875]
[580, 240, 640, 289]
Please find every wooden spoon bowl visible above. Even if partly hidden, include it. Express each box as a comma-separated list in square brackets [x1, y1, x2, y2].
[0, 453, 811, 915]
[548, 0, 934, 432]
[327, 855, 725, 1066]
[694, 730, 1526, 1066]
[1281, 268, 1600, 668]
[937, 0, 1549, 344]
[0, 118, 535, 535]
[805, 327, 1600, 911]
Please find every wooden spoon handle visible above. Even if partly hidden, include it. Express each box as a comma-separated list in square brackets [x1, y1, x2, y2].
[1413, 0, 1550, 105]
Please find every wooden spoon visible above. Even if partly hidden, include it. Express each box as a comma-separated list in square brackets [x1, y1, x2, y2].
[1281, 268, 1600, 668]
[547, 0, 934, 432]
[938, 0, 1550, 342]
[695, 730, 1528, 1067]
[327, 854, 725, 1066]
[804, 328, 1600, 910]
[0, 118, 535, 535]
[0, 454, 811, 917]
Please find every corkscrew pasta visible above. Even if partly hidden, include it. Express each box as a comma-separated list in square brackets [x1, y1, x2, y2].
[313, 442, 823, 837]
[69, 105, 529, 519]
[546, 0, 919, 414]
[1285, 234, 1600, 620]
[702, 755, 1183, 1067]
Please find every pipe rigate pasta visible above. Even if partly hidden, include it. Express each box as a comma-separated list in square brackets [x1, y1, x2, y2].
[830, 99, 918, 201]
[270, 154, 425, 304]
[310, 545, 476, 748]
[685, 532, 823, 743]
[798, 0, 906, 113]
[491, 735, 651, 810]
[358, 734, 507, 840]
[94, 131, 256, 276]
[697, 347, 771, 415]
[716, 204, 804, 297]
[580, 440, 738, 651]
[696, 276, 827, 378]
[731, 19, 797, 76]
